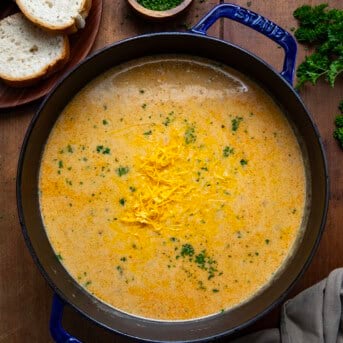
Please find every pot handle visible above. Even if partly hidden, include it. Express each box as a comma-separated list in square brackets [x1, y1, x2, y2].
[50, 294, 82, 343]
[190, 4, 297, 85]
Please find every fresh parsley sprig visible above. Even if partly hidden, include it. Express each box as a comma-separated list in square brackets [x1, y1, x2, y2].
[334, 100, 343, 149]
[293, 4, 343, 89]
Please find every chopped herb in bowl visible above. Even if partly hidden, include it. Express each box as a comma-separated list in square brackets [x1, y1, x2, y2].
[137, 0, 184, 11]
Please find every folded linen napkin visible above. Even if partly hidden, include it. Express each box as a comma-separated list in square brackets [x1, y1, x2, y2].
[233, 269, 343, 343]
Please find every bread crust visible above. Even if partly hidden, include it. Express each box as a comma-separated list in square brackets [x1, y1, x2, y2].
[15, 0, 92, 34]
[0, 36, 70, 88]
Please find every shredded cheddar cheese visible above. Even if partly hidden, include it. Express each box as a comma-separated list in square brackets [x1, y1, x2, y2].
[120, 140, 197, 231]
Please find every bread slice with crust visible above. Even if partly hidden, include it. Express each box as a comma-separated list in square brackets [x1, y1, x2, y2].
[0, 13, 69, 87]
[16, 0, 92, 34]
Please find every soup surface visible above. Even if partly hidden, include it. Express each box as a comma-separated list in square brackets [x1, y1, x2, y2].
[39, 56, 306, 320]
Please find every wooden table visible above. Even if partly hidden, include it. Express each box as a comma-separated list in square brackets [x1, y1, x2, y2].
[0, 1, 342, 342]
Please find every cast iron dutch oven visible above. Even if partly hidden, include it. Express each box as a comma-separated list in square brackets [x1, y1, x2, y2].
[17, 4, 329, 342]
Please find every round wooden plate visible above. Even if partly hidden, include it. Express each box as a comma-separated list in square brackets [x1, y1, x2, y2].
[0, 0, 103, 110]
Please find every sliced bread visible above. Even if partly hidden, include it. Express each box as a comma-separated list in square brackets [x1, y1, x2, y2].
[16, 0, 92, 34]
[0, 13, 69, 87]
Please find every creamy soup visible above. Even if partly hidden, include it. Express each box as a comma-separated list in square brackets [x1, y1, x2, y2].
[39, 56, 306, 320]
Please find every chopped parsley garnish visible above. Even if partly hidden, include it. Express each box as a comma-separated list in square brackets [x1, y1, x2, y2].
[96, 145, 111, 154]
[163, 117, 171, 126]
[198, 280, 206, 290]
[231, 116, 243, 131]
[184, 125, 197, 144]
[142, 103, 147, 109]
[265, 239, 270, 244]
[240, 159, 248, 166]
[116, 265, 123, 275]
[116, 166, 129, 177]
[56, 253, 63, 261]
[163, 111, 175, 126]
[129, 186, 136, 192]
[181, 244, 195, 257]
[223, 146, 234, 157]
[119, 198, 126, 206]
[58, 160, 63, 168]
[143, 130, 152, 136]
[212, 288, 219, 293]
[67, 145, 73, 153]
[195, 250, 218, 280]
[102, 119, 108, 125]
[84, 280, 92, 287]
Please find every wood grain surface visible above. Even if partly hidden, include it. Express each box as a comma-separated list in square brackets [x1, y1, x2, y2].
[0, 0, 342, 342]
[0, 0, 102, 109]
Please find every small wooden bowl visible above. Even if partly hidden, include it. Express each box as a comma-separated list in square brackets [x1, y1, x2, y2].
[127, 0, 193, 20]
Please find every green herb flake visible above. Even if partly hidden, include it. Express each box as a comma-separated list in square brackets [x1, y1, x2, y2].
[116, 166, 129, 177]
[197, 280, 206, 290]
[129, 186, 136, 192]
[181, 244, 195, 257]
[240, 159, 248, 166]
[143, 130, 152, 136]
[58, 160, 63, 168]
[223, 146, 234, 157]
[102, 119, 108, 125]
[96, 145, 111, 154]
[142, 103, 147, 109]
[265, 239, 270, 244]
[184, 125, 197, 144]
[56, 253, 63, 261]
[84, 280, 92, 287]
[231, 116, 243, 131]
[119, 198, 126, 206]
[67, 145, 73, 153]
[212, 288, 219, 293]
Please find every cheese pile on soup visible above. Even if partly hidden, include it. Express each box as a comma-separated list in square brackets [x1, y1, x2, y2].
[39, 56, 306, 320]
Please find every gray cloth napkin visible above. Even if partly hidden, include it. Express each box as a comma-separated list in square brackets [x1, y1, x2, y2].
[233, 268, 343, 343]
